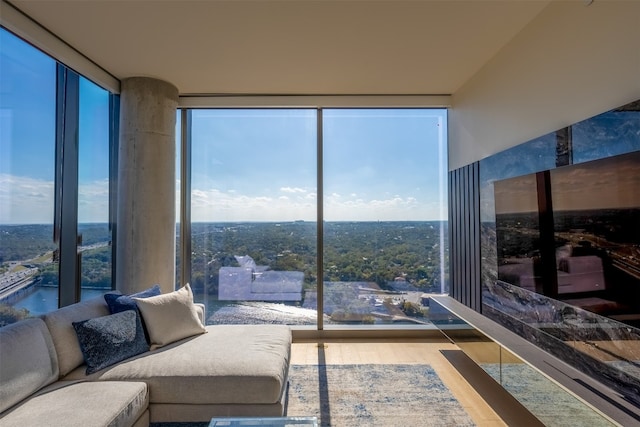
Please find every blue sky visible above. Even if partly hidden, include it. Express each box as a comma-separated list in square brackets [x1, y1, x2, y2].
[0, 29, 56, 182]
[1, 29, 56, 224]
[1, 29, 111, 224]
[1, 28, 448, 225]
[190, 108, 448, 222]
[323, 109, 447, 221]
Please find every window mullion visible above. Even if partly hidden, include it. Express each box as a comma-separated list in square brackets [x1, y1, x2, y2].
[316, 108, 324, 330]
[109, 94, 120, 291]
[56, 65, 80, 308]
[180, 109, 192, 288]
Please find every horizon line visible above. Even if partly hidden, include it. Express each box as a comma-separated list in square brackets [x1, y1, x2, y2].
[0, 219, 449, 226]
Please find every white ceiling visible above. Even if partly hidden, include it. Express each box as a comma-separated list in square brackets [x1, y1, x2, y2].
[8, 0, 550, 96]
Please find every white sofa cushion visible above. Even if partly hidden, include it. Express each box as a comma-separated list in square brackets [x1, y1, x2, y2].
[65, 324, 291, 406]
[134, 284, 206, 350]
[42, 295, 112, 376]
[0, 318, 58, 414]
[0, 380, 148, 427]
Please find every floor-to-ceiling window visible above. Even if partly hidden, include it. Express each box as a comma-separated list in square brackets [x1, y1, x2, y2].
[0, 28, 57, 325]
[0, 28, 117, 326]
[187, 109, 318, 325]
[78, 77, 115, 301]
[180, 106, 448, 328]
[322, 109, 448, 326]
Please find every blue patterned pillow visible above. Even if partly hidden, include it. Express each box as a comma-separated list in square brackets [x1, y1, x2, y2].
[104, 284, 161, 313]
[73, 310, 149, 374]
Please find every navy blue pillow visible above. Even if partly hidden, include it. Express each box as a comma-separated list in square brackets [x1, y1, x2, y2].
[73, 310, 149, 374]
[104, 285, 161, 313]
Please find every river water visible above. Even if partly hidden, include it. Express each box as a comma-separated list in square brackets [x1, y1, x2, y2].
[14, 285, 432, 326]
[14, 286, 106, 316]
[12, 285, 320, 324]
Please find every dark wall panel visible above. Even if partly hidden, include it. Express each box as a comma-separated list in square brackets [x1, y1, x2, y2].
[448, 161, 481, 312]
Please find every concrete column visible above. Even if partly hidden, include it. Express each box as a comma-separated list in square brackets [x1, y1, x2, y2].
[116, 77, 178, 294]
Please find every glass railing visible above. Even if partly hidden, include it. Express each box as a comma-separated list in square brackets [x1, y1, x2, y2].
[484, 280, 640, 408]
[429, 298, 617, 427]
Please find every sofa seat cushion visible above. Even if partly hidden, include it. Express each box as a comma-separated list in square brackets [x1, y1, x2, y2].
[0, 380, 148, 427]
[65, 324, 291, 406]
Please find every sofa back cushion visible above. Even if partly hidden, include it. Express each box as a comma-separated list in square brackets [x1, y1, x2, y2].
[0, 318, 59, 413]
[42, 295, 111, 376]
[134, 283, 206, 350]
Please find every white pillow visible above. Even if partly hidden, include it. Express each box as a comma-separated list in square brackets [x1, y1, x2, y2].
[134, 283, 206, 350]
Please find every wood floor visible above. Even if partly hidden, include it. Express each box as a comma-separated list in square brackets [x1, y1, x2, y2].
[291, 338, 512, 427]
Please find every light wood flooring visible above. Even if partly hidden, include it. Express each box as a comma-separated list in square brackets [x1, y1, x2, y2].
[291, 338, 513, 427]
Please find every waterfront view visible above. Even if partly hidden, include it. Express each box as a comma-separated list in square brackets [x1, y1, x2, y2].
[1, 221, 447, 326]
[0, 223, 113, 325]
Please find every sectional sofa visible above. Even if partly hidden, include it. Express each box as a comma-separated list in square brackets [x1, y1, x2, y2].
[0, 285, 292, 426]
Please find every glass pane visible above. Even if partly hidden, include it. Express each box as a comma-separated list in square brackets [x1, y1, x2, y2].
[78, 77, 113, 300]
[0, 29, 58, 325]
[190, 109, 317, 325]
[323, 109, 448, 326]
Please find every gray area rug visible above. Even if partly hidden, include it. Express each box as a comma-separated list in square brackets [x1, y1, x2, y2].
[286, 364, 475, 426]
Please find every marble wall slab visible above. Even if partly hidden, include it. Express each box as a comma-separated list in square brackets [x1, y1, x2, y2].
[479, 99, 640, 407]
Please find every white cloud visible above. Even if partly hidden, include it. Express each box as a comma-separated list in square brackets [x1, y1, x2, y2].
[324, 193, 443, 221]
[0, 174, 112, 224]
[0, 174, 55, 224]
[78, 179, 109, 223]
[190, 187, 315, 222]
[189, 188, 448, 222]
[280, 187, 307, 194]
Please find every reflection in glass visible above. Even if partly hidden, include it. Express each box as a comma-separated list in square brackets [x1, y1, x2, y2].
[495, 173, 541, 292]
[572, 100, 640, 164]
[0, 29, 58, 324]
[550, 152, 640, 322]
[494, 151, 640, 327]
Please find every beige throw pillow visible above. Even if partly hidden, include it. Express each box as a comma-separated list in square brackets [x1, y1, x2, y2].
[134, 284, 206, 350]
